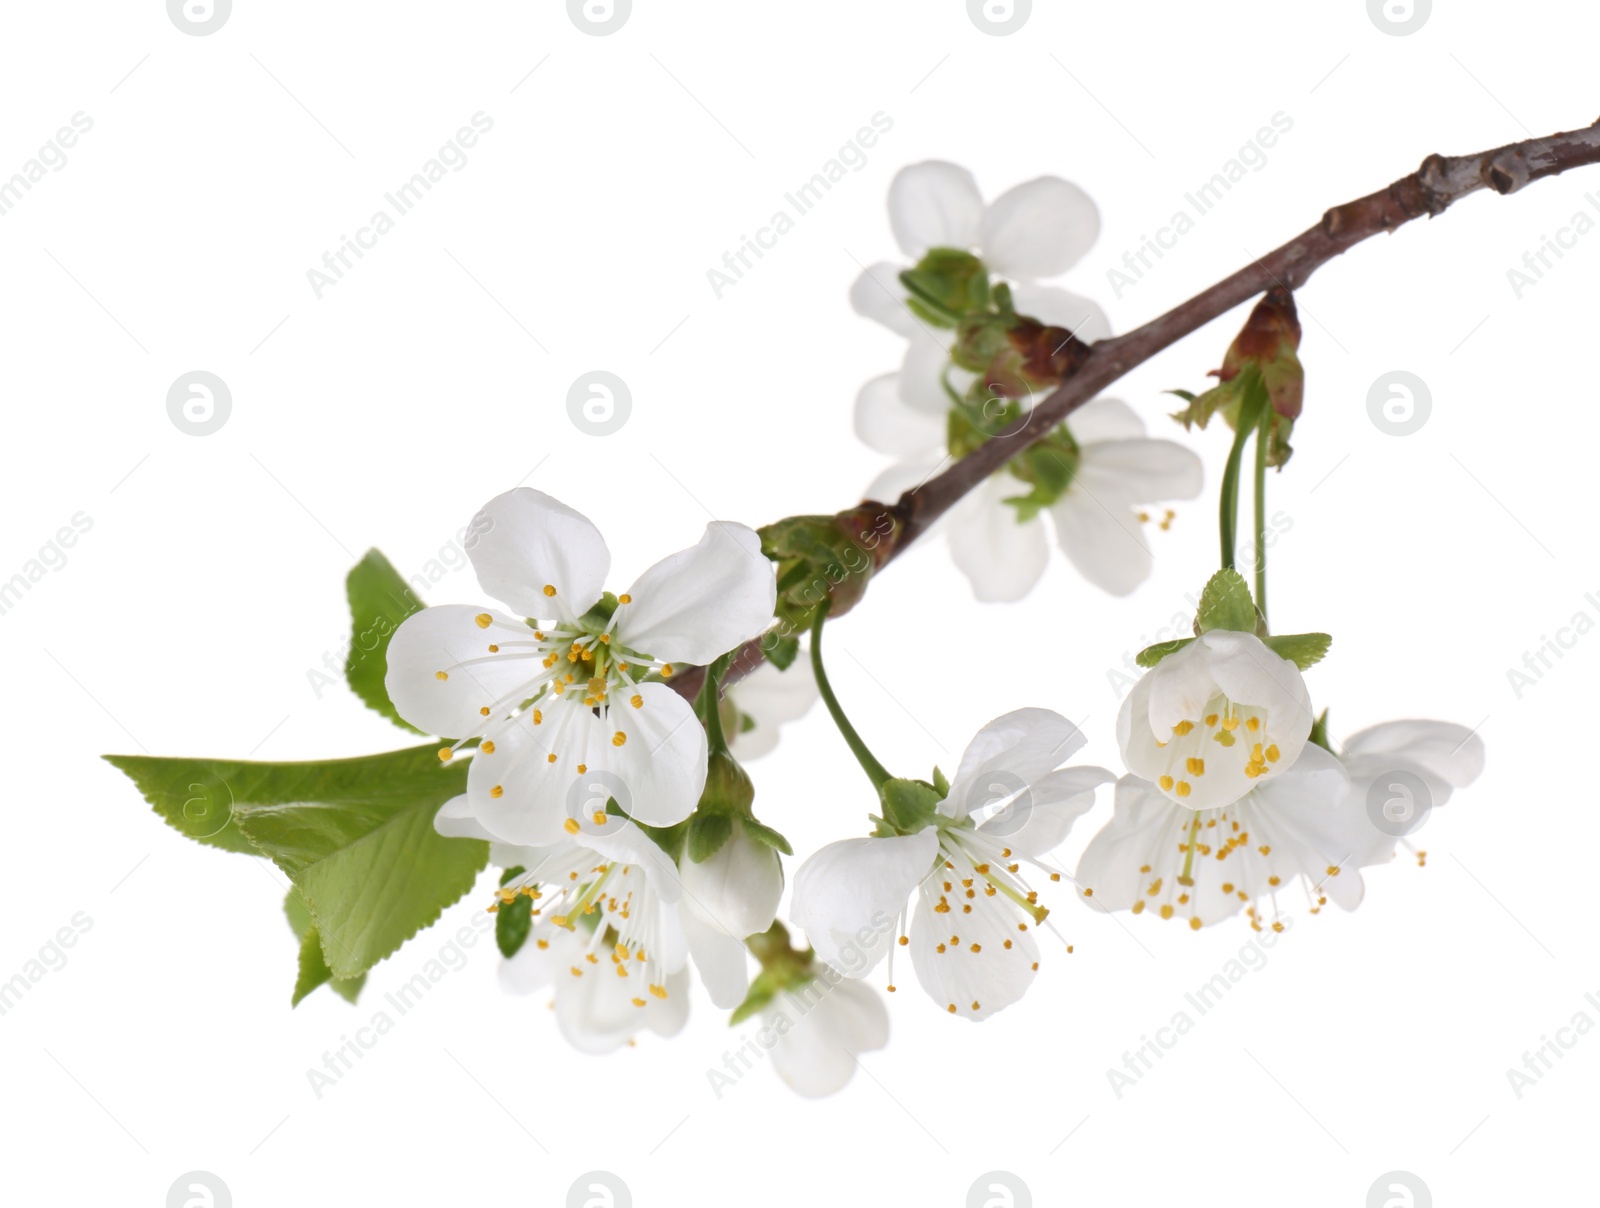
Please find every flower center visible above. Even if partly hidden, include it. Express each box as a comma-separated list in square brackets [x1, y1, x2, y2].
[497, 854, 673, 1007]
[1154, 693, 1283, 799]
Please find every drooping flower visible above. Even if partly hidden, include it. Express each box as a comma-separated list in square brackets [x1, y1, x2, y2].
[1076, 744, 1366, 931]
[762, 975, 889, 1098]
[385, 488, 776, 846]
[790, 709, 1111, 1020]
[1118, 629, 1314, 811]
[724, 655, 819, 760]
[435, 796, 745, 1047]
[857, 391, 1203, 599]
[1336, 719, 1486, 867]
[849, 160, 1108, 345]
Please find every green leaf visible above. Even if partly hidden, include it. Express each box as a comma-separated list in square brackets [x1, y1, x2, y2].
[495, 866, 533, 958]
[742, 815, 793, 857]
[686, 811, 734, 864]
[105, 753, 273, 855]
[286, 892, 364, 1006]
[763, 634, 801, 672]
[112, 744, 488, 981]
[1195, 569, 1259, 634]
[344, 549, 426, 732]
[1136, 637, 1195, 668]
[1262, 632, 1333, 670]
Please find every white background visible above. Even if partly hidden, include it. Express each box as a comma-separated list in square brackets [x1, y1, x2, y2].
[1, 1, 1593, 1204]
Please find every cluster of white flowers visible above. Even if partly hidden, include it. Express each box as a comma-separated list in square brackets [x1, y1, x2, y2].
[375, 166, 1484, 1099]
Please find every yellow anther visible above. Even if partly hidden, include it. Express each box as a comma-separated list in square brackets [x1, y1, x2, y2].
[1245, 716, 1260, 732]
[1265, 744, 1280, 762]
[618, 593, 632, 605]
[1175, 781, 1191, 799]
[481, 741, 495, 754]
[630, 694, 643, 708]
[1131, 900, 1145, 914]
[488, 644, 499, 653]
[947, 1004, 957, 1014]
[1205, 714, 1219, 727]
[613, 731, 627, 747]
[543, 584, 557, 597]
[547, 753, 558, 764]
[649, 984, 668, 1000]
[533, 709, 543, 724]
[1173, 720, 1195, 736]
[437, 747, 453, 762]
[577, 763, 586, 774]
[480, 706, 491, 716]
[1186, 757, 1205, 776]
[1221, 716, 1240, 731]
[1215, 730, 1236, 747]
[474, 613, 492, 629]
[1189, 917, 1202, 931]
[1159, 904, 1174, 919]
[490, 785, 504, 799]
[435, 671, 449, 681]
[1158, 775, 1174, 791]
[563, 818, 580, 834]
[660, 664, 674, 678]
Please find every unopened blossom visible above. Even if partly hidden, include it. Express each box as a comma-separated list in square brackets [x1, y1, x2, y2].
[790, 709, 1110, 1020]
[1118, 630, 1313, 811]
[386, 488, 776, 846]
[1076, 745, 1363, 931]
[676, 821, 783, 1007]
[857, 391, 1203, 599]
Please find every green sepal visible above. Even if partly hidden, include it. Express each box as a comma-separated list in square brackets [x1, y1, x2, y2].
[763, 634, 801, 672]
[898, 248, 989, 327]
[344, 549, 426, 733]
[495, 865, 533, 958]
[742, 815, 793, 857]
[879, 778, 942, 835]
[729, 968, 782, 1026]
[686, 811, 735, 864]
[1195, 569, 1261, 634]
[1308, 708, 1332, 753]
[930, 766, 951, 797]
[1136, 637, 1196, 668]
[1262, 632, 1333, 670]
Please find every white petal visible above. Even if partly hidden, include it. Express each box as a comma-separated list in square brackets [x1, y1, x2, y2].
[854, 372, 944, 457]
[554, 959, 690, 1055]
[1201, 630, 1315, 761]
[866, 452, 948, 504]
[888, 161, 984, 258]
[727, 657, 819, 761]
[897, 327, 958, 415]
[466, 488, 610, 620]
[614, 523, 776, 665]
[849, 261, 917, 336]
[944, 708, 1087, 818]
[384, 605, 539, 739]
[790, 831, 938, 976]
[947, 477, 1050, 603]
[467, 699, 599, 845]
[768, 976, 889, 1097]
[434, 794, 494, 841]
[498, 926, 573, 995]
[982, 765, 1115, 856]
[681, 827, 783, 938]
[581, 818, 686, 905]
[681, 908, 751, 1008]
[1341, 720, 1486, 790]
[1075, 438, 1205, 505]
[1064, 397, 1145, 444]
[1007, 283, 1112, 344]
[908, 871, 1039, 1020]
[598, 682, 709, 829]
[1049, 492, 1152, 597]
[981, 177, 1100, 280]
